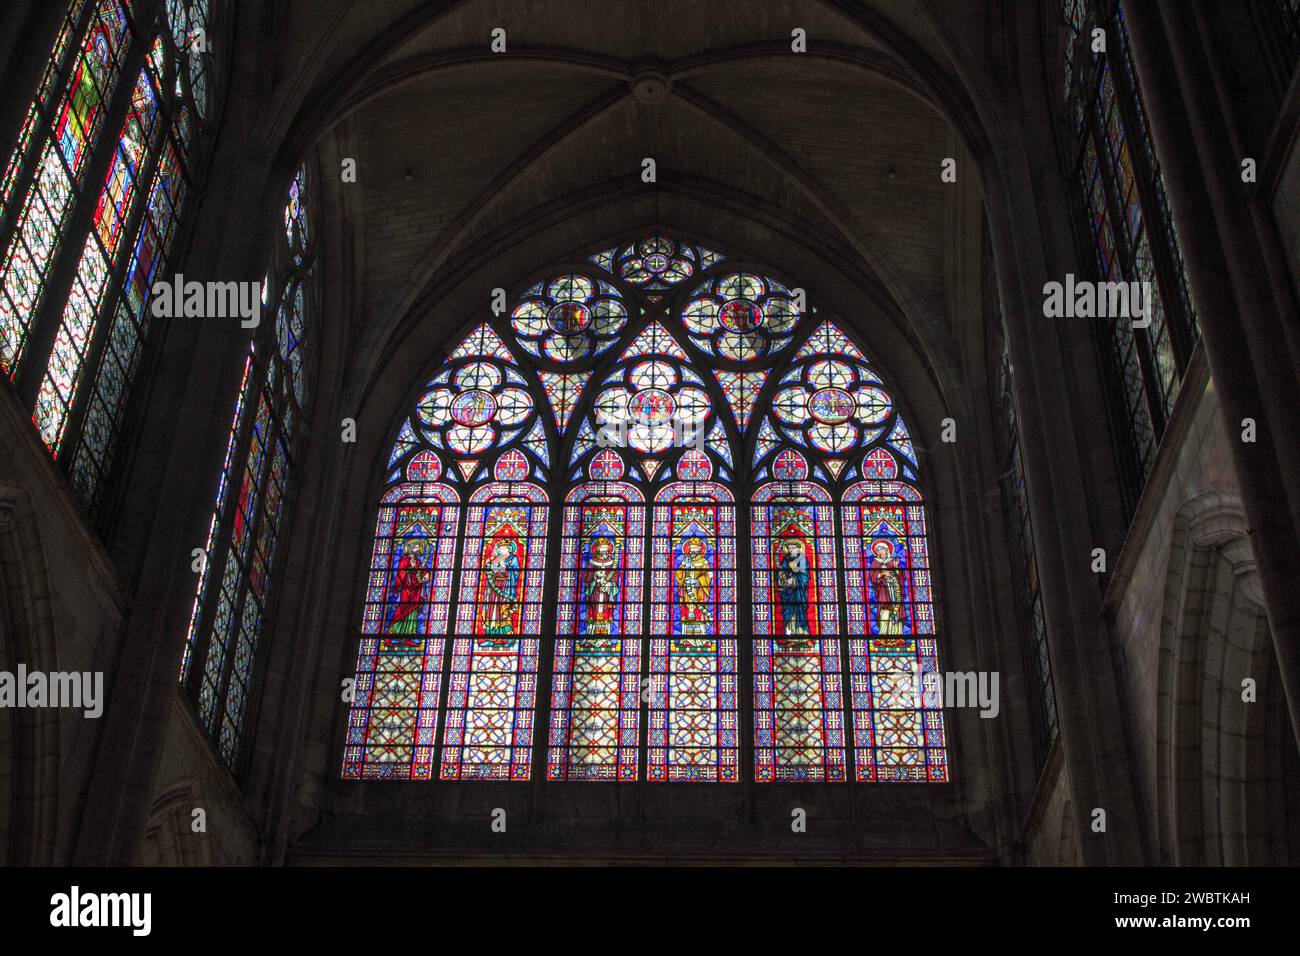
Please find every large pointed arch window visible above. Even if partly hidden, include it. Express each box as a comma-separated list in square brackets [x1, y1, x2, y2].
[340, 234, 951, 785]
[180, 163, 313, 772]
[1, 0, 224, 521]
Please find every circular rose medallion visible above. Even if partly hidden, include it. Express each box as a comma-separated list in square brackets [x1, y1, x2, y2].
[547, 301, 592, 336]
[627, 388, 676, 426]
[450, 389, 497, 426]
[718, 298, 764, 333]
[808, 386, 856, 425]
[644, 252, 670, 274]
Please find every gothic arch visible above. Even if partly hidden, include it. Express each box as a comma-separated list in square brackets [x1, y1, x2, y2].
[138, 779, 212, 866]
[336, 232, 954, 789]
[1155, 489, 1294, 864]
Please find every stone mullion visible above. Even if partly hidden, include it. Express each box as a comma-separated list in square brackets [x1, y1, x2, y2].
[527, 465, 563, 787]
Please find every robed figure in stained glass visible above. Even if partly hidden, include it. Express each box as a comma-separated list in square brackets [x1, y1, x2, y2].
[869, 539, 904, 634]
[675, 535, 712, 635]
[580, 536, 619, 635]
[775, 538, 810, 635]
[58, 32, 112, 169]
[479, 538, 521, 635]
[384, 539, 430, 648]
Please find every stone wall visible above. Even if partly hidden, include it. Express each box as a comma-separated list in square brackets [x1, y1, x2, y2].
[1105, 361, 1298, 864]
[0, 389, 127, 863]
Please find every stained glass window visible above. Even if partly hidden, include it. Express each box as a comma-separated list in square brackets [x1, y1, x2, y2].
[750, 315, 947, 783]
[511, 274, 626, 361]
[714, 369, 767, 432]
[339, 236, 952, 785]
[343, 477, 457, 780]
[683, 272, 798, 361]
[998, 346, 1059, 759]
[539, 370, 588, 432]
[751, 469, 838, 637]
[843, 480, 947, 782]
[1061, 0, 1199, 518]
[457, 479, 548, 636]
[69, 0, 214, 515]
[653, 476, 736, 637]
[595, 233, 725, 303]
[581, 323, 712, 460]
[648, 638, 738, 781]
[284, 165, 309, 264]
[557, 465, 645, 636]
[1, 0, 132, 376]
[0, 0, 220, 516]
[35, 45, 165, 454]
[754, 639, 846, 782]
[441, 638, 538, 780]
[181, 165, 311, 773]
[548, 638, 641, 781]
[342, 319, 552, 781]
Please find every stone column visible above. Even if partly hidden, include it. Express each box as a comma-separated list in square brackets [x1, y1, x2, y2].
[1123, 0, 1300, 753]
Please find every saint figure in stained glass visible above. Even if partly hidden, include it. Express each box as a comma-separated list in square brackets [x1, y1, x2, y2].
[478, 536, 522, 635]
[869, 539, 905, 635]
[385, 539, 430, 643]
[579, 536, 620, 635]
[674, 535, 713, 636]
[58, 28, 111, 168]
[775, 538, 811, 635]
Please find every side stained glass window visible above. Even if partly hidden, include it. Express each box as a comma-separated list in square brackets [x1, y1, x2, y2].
[179, 350, 251, 684]
[998, 347, 1059, 758]
[1, 0, 132, 376]
[35, 41, 165, 454]
[338, 236, 953, 786]
[0, 0, 221, 517]
[71, 0, 216, 515]
[180, 165, 312, 773]
[1061, 0, 1199, 516]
